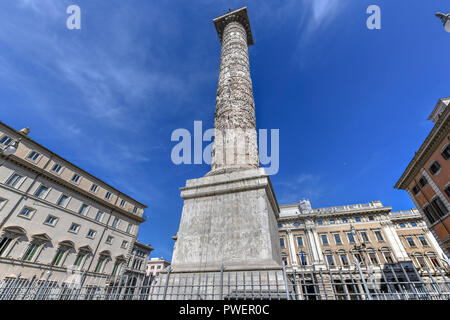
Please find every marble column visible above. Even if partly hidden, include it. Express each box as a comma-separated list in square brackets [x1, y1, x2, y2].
[209, 9, 259, 175]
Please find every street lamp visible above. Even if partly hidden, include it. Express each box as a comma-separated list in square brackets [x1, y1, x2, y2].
[436, 12, 450, 33]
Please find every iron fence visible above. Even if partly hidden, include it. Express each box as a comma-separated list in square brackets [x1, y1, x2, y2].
[0, 263, 449, 300]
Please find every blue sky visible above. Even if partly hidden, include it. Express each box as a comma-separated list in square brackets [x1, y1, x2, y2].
[1, 0, 449, 260]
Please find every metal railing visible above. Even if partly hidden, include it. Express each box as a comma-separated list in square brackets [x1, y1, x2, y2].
[0, 263, 448, 300]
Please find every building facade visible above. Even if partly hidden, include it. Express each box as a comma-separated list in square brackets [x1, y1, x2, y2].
[146, 257, 171, 277]
[395, 97, 450, 255]
[0, 121, 147, 285]
[277, 199, 449, 299]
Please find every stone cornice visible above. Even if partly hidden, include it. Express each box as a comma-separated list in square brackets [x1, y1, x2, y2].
[213, 7, 254, 46]
[395, 105, 450, 189]
[279, 207, 391, 222]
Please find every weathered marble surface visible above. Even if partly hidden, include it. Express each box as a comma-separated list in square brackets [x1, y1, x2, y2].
[171, 168, 282, 272]
[210, 16, 259, 175]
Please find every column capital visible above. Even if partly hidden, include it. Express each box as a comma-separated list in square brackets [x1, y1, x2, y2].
[213, 7, 254, 46]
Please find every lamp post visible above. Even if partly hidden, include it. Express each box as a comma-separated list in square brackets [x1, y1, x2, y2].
[436, 12, 450, 33]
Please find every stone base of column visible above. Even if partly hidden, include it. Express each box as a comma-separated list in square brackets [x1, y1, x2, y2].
[171, 168, 282, 273]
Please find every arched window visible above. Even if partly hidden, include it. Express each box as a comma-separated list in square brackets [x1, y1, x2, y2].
[95, 250, 111, 273]
[0, 226, 26, 257]
[22, 233, 51, 262]
[51, 241, 75, 267]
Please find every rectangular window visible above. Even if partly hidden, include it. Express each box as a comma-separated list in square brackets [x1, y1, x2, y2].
[71, 174, 81, 183]
[121, 240, 128, 249]
[446, 185, 450, 198]
[23, 243, 39, 261]
[57, 194, 69, 207]
[321, 234, 329, 245]
[442, 144, 450, 160]
[120, 199, 126, 207]
[333, 234, 342, 245]
[78, 204, 88, 215]
[342, 218, 348, 223]
[374, 230, 384, 242]
[90, 184, 98, 193]
[317, 220, 323, 225]
[0, 135, 12, 146]
[105, 191, 112, 200]
[296, 236, 303, 247]
[133, 206, 138, 214]
[429, 161, 441, 175]
[419, 236, 428, 246]
[411, 222, 417, 227]
[368, 216, 374, 221]
[106, 236, 113, 244]
[126, 223, 132, 234]
[360, 231, 370, 242]
[279, 237, 285, 248]
[6, 173, 23, 188]
[27, 151, 40, 162]
[44, 215, 58, 225]
[355, 217, 361, 222]
[419, 176, 428, 187]
[19, 207, 34, 218]
[69, 223, 80, 233]
[34, 185, 49, 199]
[412, 185, 420, 195]
[423, 205, 438, 224]
[431, 197, 448, 218]
[400, 223, 405, 228]
[112, 217, 119, 228]
[330, 219, 335, 224]
[347, 233, 355, 243]
[95, 211, 103, 222]
[87, 229, 96, 238]
[51, 163, 63, 174]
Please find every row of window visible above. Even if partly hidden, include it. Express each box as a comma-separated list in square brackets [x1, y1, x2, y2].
[281, 249, 396, 267]
[403, 235, 429, 248]
[317, 215, 375, 226]
[4, 173, 135, 233]
[0, 138, 139, 213]
[17, 209, 128, 247]
[0, 236, 127, 276]
[280, 229, 385, 249]
[398, 221, 418, 228]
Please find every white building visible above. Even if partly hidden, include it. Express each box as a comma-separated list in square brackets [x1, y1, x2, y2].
[0, 121, 148, 284]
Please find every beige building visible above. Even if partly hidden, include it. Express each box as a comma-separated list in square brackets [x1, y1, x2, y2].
[146, 257, 171, 277]
[0, 121, 147, 285]
[278, 199, 449, 299]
